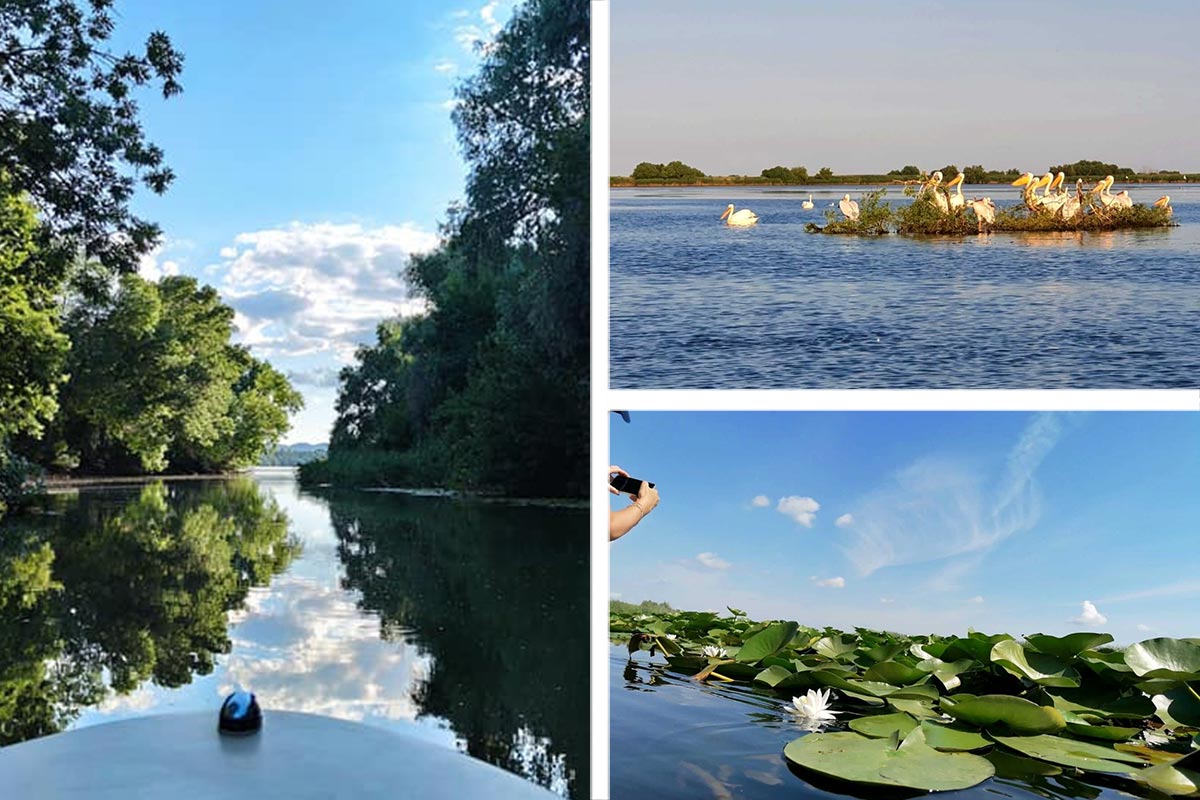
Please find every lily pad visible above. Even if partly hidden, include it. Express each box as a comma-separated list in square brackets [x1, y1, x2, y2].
[990, 640, 1081, 688]
[920, 721, 992, 752]
[849, 712, 918, 739]
[864, 660, 928, 686]
[942, 695, 1066, 735]
[1048, 686, 1155, 720]
[1025, 633, 1114, 660]
[987, 749, 1063, 779]
[1126, 638, 1200, 681]
[784, 727, 995, 791]
[1154, 686, 1200, 729]
[916, 657, 974, 691]
[737, 621, 799, 663]
[992, 734, 1146, 774]
[1060, 712, 1140, 742]
[813, 635, 857, 660]
[889, 697, 941, 718]
[754, 664, 794, 688]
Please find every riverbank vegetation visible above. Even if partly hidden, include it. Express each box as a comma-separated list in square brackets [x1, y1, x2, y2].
[1, 2, 300, 519]
[613, 607, 1200, 795]
[299, 0, 589, 499]
[612, 159, 1200, 187]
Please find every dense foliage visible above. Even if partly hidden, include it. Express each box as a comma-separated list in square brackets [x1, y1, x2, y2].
[613, 608, 1200, 795]
[303, 0, 589, 498]
[20, 275, 303, 475]
[0, 0, 183, 275]
[0, 480, 298, 743]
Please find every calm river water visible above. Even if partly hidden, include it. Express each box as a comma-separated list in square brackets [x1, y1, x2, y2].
[612, 645, 1161, 800]
[0, 470, 588, 797]
[610, 185, 1200, 388]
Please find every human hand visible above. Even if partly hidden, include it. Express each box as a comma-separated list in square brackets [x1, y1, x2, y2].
[634, 481, 659, 514]
[608, 465, 628, 495]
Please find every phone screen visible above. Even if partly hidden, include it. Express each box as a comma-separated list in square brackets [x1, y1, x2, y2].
[610, 474, 655, 495]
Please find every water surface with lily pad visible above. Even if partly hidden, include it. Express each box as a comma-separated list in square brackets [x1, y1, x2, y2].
[610, 610, 1199, 799]
[0, 471, 589, 797]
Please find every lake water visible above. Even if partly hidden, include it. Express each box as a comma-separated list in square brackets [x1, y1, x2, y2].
[610, 185, 1200, 388]
[611, 645, 1155, 800]
[0, 471, 588, 798]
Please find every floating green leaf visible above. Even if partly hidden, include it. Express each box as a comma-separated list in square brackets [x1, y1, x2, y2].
[920, 721, 992, 752]
[784, 727, 995, 791]
[990, 640, 1081, 688]
[813, 635, 857, 660]
[1126, 639, 1200, 681]
[1025, 632, 1114, 660]
[737, 621, 799, 664]
[942, 695, 1066, 735]
[863, 660, 927, 686]
[1060, 712, 1140, 742]
[992, 734, 1146, 774]
[849, 712, 918, 739]
[916, 657, 974, 691]
[1154, 686, 1200, 728]
[987, 749, 1063, 779]
[754, 664, 793, 688]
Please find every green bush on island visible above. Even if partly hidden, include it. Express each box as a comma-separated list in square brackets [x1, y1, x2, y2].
[613, 607, 1200, 794]
[807, 188, 893, 235]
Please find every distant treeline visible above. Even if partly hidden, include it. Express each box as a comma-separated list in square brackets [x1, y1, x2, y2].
[612, 159, 1200, 186]
[258, 443, 327, 466]
[298, 0, 588, 499]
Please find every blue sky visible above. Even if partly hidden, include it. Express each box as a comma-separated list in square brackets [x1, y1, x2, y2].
[111, 0, 516, 442]
[610, 412, 1200, 644]
[613, 0, 1200, 176]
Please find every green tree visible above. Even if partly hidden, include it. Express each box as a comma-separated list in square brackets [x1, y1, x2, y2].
[661, 160, 703, 181]
[817, 166, 834, 179]
[963, 165, 988, 184]
[789, 166, 809, 182]
[0, 0, 183, 274]
[631, 161, 664, 180]
[760, 165, 792, 182]
[38, 275, 300, 473]
[938, 164, 959, 179]
[888, 165, 921, 177]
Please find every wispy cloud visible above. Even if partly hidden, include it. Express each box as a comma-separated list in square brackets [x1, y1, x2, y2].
[840, 413, 1073, 582]
[1099, 580, 1200, 605]
[433, 60, 457, 74]
[814, 576, 846, 589]
[835, 513, 854, 528]
[751, 495, 770, 508]
[696, 552, 731, 570]
[1071, 600, 1108, 626]
[777, 496, 820, 527]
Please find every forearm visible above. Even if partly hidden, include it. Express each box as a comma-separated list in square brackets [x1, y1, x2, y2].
[609, 504, 646, 541]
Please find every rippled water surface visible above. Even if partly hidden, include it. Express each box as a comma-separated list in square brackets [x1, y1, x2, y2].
[612, 645, 1156, 800]
[0, 471, 588, 797]
[610, 185, 1200, 388]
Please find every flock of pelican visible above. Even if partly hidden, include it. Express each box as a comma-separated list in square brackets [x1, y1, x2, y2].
[719, 172, 1173, 230]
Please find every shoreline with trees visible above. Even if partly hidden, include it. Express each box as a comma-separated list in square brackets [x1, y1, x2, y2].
[612, 159, 1200, 187]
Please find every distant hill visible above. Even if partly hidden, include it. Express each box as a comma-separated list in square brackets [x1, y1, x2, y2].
[259, 443, 328, 466]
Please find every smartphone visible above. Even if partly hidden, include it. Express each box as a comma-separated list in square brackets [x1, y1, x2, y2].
[610, 474, 655, 495]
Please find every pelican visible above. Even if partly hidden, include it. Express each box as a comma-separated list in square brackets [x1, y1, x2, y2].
[1059, 179, 1084, 220]
[967, 197, 996, 232]
[1111, 190, 1133, 209]
[802, 194, 814, 210]
[946, 173, 965, 211]
[924, 171, 949, 214]
[1091, 175, 1116, 207]
[720, 203, 759, 226]
[839, 194, 860, 221]
[1153, 195, 1172, 214]
[1013, 172, 1054, 211]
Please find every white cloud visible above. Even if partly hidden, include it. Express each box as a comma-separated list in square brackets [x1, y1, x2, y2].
[840, 413, 1072, 581]
[968, 595, 984, 604]
[835, 513, 854, 528]
[879, 597, 894, 604]
[137, 246, 180, 281]
[1071, 600, 1108, 626]
[777, 496, 820, 527]
[218, 246, 238, 258]
[218, 221, 440, 362]
[751, 495, 770, 508]
[814, 576, 845, 589]
[1136, 623, 1153, 632]
[454, 1, 510, 54]
[695, 552, 731, 570]
[433, 60, 457, 74]
[1100, 580, 1200, 605]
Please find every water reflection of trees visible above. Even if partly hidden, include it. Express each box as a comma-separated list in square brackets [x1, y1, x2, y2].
[327, 492, 588, 798]
[0, 479, 298, 744]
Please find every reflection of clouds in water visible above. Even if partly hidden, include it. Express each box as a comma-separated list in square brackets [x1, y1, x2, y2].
[223, 576, 435, 725]
[510, 726, 571, 798]
[94, 683, 158, 714]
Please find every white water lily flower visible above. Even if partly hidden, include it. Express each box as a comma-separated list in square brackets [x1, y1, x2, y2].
[665, 634, 677, 640]
[702, 645, 728, 658]
[1142, 729, 1170, 746]
[789, 688, 839, 730]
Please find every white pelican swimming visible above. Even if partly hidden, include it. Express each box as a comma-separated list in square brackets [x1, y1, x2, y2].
[946, 173, 965, 211]
[924, 171, 949, 214]
[1154, 195, 1172, 214]
[720, 204, 759, 226]
[966, 197, 996, 232]
[839, 194, 860, 221]
[802, 194, 814, 210]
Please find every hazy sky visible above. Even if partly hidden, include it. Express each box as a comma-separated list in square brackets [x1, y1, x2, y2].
[612, 0, 1200, 176]
[610, 412, 1200, 644]
[115, 0, 515, 442]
